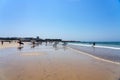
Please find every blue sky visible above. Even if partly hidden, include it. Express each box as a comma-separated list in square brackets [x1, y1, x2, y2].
[0, 0, 120, 41]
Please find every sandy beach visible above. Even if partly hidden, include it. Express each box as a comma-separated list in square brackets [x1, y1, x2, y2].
[0, 42, 120, 80]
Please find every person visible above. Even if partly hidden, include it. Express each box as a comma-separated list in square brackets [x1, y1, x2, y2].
[31, 40, 36, 48]
[53, 41, 58, 50]
[1, 41, 4, 45]
[17, 40, 24, 46]
[32, 41, 35, 45]
[53, 41, 57, 47]
[92, 42, 96, 47]
[62, 41, 67, 46]
[8, 40, 11, 44]
[45, 41, 47, 46]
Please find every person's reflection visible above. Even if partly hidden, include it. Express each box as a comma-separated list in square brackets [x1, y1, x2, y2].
[62, 42, 67, 51]
[17, 46, 23, 51]
[63, 46, 67, 51]
[31, 45, 36, 48]
[36, 42, 40, 46]
[92, 45, 95, 53]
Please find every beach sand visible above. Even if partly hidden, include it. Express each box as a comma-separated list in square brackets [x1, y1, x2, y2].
[0, 42, 120, 80]
[0, 42, 18, 49]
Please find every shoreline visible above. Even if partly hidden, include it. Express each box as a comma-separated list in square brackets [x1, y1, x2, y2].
[68, 44, 120, 63]
[68, 47, 120, 65]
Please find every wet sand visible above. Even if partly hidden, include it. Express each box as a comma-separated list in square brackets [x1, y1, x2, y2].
[0, 42, 18, 49]
[0, 43, 120, 80]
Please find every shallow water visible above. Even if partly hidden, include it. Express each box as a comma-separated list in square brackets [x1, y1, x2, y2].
[68, 44, 120, 63]
[69, 42, 120, 48]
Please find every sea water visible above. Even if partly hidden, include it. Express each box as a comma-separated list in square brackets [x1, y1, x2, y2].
[68, 42, 120, 63]
[69, 42, 120, 50]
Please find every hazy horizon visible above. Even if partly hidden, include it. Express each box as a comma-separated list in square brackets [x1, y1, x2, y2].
[0, 0, 120, 41]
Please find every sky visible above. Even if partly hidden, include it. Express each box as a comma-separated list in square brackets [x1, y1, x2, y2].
[0, 0, 120, 41]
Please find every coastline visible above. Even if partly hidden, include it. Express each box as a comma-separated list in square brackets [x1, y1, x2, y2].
[0, 43, 120, 80]
[68, 44, 120, 63]
[68, 47, 120, 65]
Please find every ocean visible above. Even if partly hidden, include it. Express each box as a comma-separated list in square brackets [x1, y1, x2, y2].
[68, 42, 120, 63]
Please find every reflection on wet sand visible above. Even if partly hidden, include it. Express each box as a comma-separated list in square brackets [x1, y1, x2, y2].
[31, 45, 36, 48]
[63, 46, 67, 51]
[17, 46, 24, 51]
[20, 52, 46, 56]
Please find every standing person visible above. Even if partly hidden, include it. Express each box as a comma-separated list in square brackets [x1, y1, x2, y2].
[1, 41, 4, 45]
[32, 41, 35, 45]
[92, 42, 96, 47]
[31, 40, 36, 48]
[62, 41, 67, 46]
[9, 40, 11, 44]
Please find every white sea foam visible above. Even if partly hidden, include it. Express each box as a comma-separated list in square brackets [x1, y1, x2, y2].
[95, 45, 120, 50]
[68, 43, 120, 50]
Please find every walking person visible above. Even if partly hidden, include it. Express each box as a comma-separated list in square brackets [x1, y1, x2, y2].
[17, 40, 24, 46]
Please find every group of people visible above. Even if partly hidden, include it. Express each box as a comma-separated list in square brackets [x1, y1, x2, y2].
[16, 40, 68, 51]
[17, 40, 67, 48]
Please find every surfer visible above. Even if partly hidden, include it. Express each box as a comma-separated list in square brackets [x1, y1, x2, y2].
[17, 40, 24, 46]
